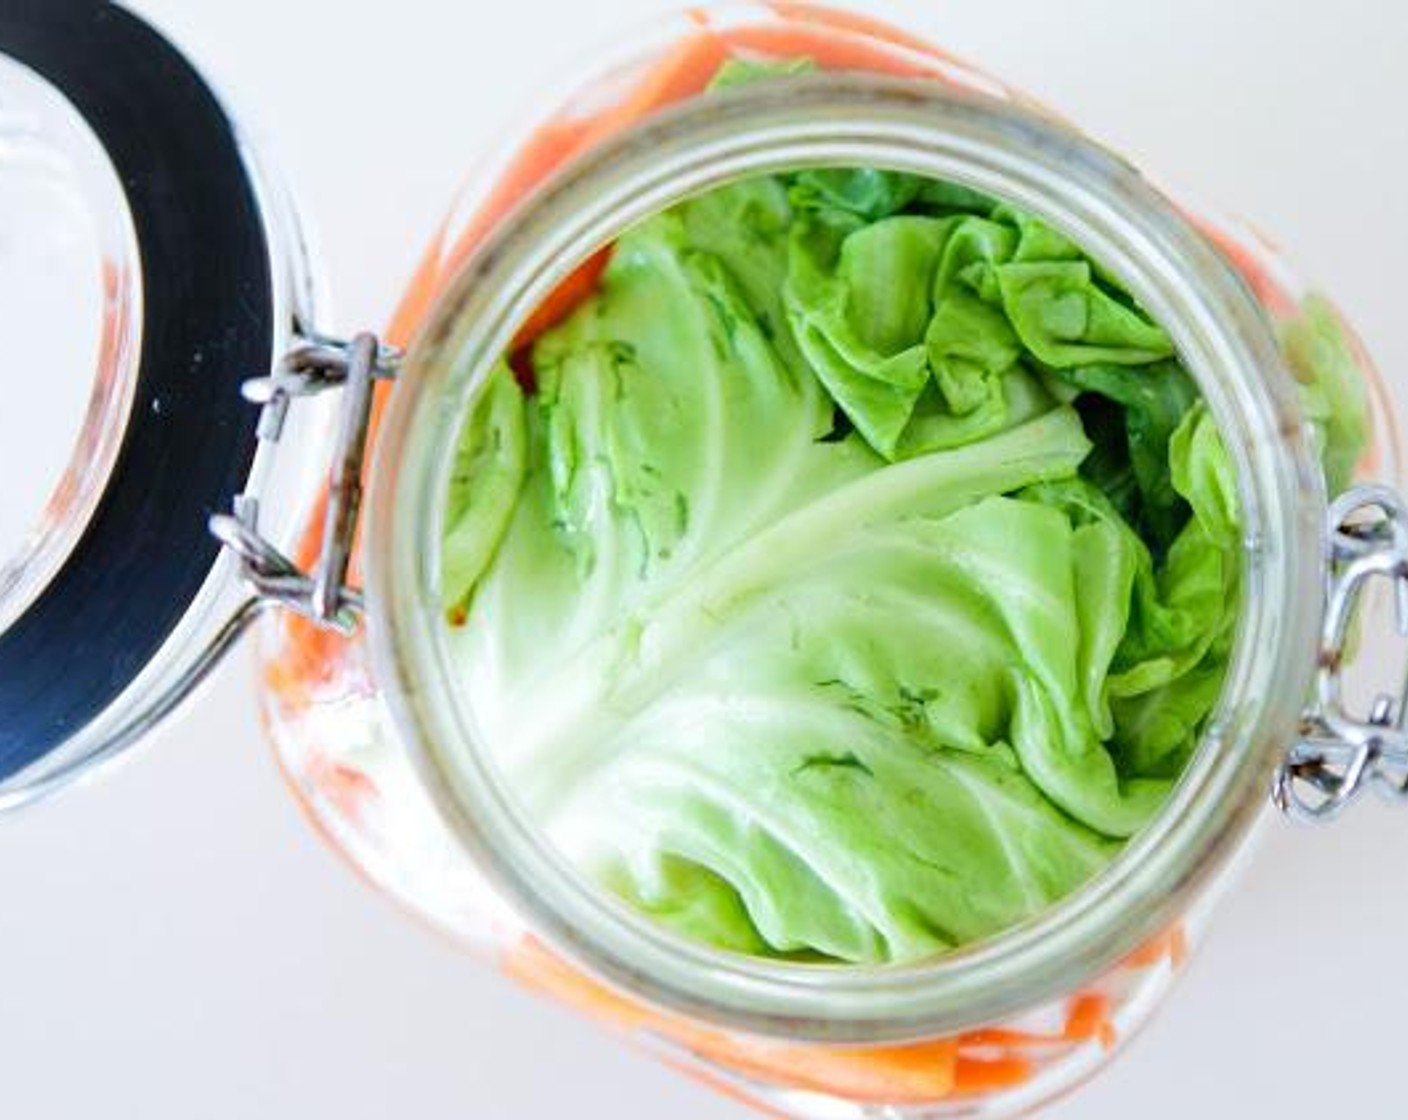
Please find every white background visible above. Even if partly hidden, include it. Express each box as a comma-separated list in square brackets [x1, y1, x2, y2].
[2, 2, 1405, 1117]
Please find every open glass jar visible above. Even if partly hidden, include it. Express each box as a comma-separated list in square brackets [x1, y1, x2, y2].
[2, 4, 1403, 1117]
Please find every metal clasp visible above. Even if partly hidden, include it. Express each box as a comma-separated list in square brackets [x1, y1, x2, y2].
[1274, 485, 1408, 821]
[209, 332, 400, 634]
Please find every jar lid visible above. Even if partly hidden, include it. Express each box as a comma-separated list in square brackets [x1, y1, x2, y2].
[0, 3, 275, 798]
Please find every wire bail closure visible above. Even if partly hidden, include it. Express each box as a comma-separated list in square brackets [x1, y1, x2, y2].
[209, 332, 399, 635]
[1275, 484, 1408, 821]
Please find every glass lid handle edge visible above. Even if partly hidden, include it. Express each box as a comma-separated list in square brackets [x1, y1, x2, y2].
[209, 331, 401, 634]
[1275, 484, 1408, 821]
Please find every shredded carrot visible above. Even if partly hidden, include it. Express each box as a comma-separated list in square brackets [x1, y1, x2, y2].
[1197, 221, 1297, 321]
[426, 120, 595, 308]
[764, 2, 957, 61]
[951, 1054, 1036, 1095]
[577, 31, 732, 151]
[1062, 993, 1116, 1050]
[1121, 924, 1188, 970]
[958, 1027, 1063, 1050]
[424, 32, 730, 330]
[263, 487, 360, 709]
[502, 933, 650, 1026]
[721, 25, 940, 79]
[512, 247, 613, 352]
[957, 990, 1116, 1054]
[504, 936, 959, 1103]
[302, 753, 378, 825]
[1167, 925, 1190, 970]
[683, 1033, 959, 1104]
[385, 218, 459, 352]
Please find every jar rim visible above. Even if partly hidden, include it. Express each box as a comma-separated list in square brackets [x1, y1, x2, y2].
[366, 73, 1325, 1040]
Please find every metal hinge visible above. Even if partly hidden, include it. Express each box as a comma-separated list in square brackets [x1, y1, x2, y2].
[209, 332, 400, 635]
[1274, 485, 1408, 822]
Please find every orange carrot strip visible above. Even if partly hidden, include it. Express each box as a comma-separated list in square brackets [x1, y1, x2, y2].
[504, 934, 671, 1028]
[952, 1054, 1036, 1095]
[764, 2, 956, 61]
[504, 937, 959, 1104]
[720, 25, 941, 79]
[430, 119, 595, 303]
[302, 753, 378, 825]
[576, 31, 732, 151]
[430, 32, 728, 308]
[1063, 993, 1116, 1050]
[1122, 924, 1188, 970]
[1167, 925, 1189, 970]
[956, 987, 1119, 1055]
[512, 248, 613, 352]
[1196, 221, 1297, 321]
[686, 1033, 959, 1104]
[958, 996, 1114, 1054]
[385, 220, 459, 352]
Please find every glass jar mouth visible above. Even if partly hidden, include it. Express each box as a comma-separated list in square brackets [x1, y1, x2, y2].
[366, 73, 1324, 1041]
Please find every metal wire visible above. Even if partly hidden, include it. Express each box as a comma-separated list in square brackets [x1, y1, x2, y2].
[1275, 485, 1408, 821]
[207, 333, 397, 637]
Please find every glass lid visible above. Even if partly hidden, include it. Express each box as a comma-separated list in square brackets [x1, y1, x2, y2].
[0, 2, 278, 801]
[0, 43, 141, 637]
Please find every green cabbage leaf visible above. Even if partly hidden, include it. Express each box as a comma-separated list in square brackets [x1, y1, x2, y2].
[439, 175, 1259, 962]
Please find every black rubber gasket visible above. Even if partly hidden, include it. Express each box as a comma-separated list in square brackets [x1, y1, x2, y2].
[0, 2, 270, 778]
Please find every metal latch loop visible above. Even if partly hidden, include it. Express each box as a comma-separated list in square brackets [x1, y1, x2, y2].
[1275, 484, 1408, 821]
[209, 332, 399, 634]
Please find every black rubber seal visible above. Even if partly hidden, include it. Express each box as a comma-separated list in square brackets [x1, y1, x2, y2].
[0, 2, 270, 778]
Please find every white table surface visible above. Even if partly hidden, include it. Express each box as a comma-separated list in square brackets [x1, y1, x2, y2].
[2, 2, 1405, 1117]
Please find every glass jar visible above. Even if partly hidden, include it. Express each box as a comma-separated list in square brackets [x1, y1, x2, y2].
[1, 4, 1402, 1118]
